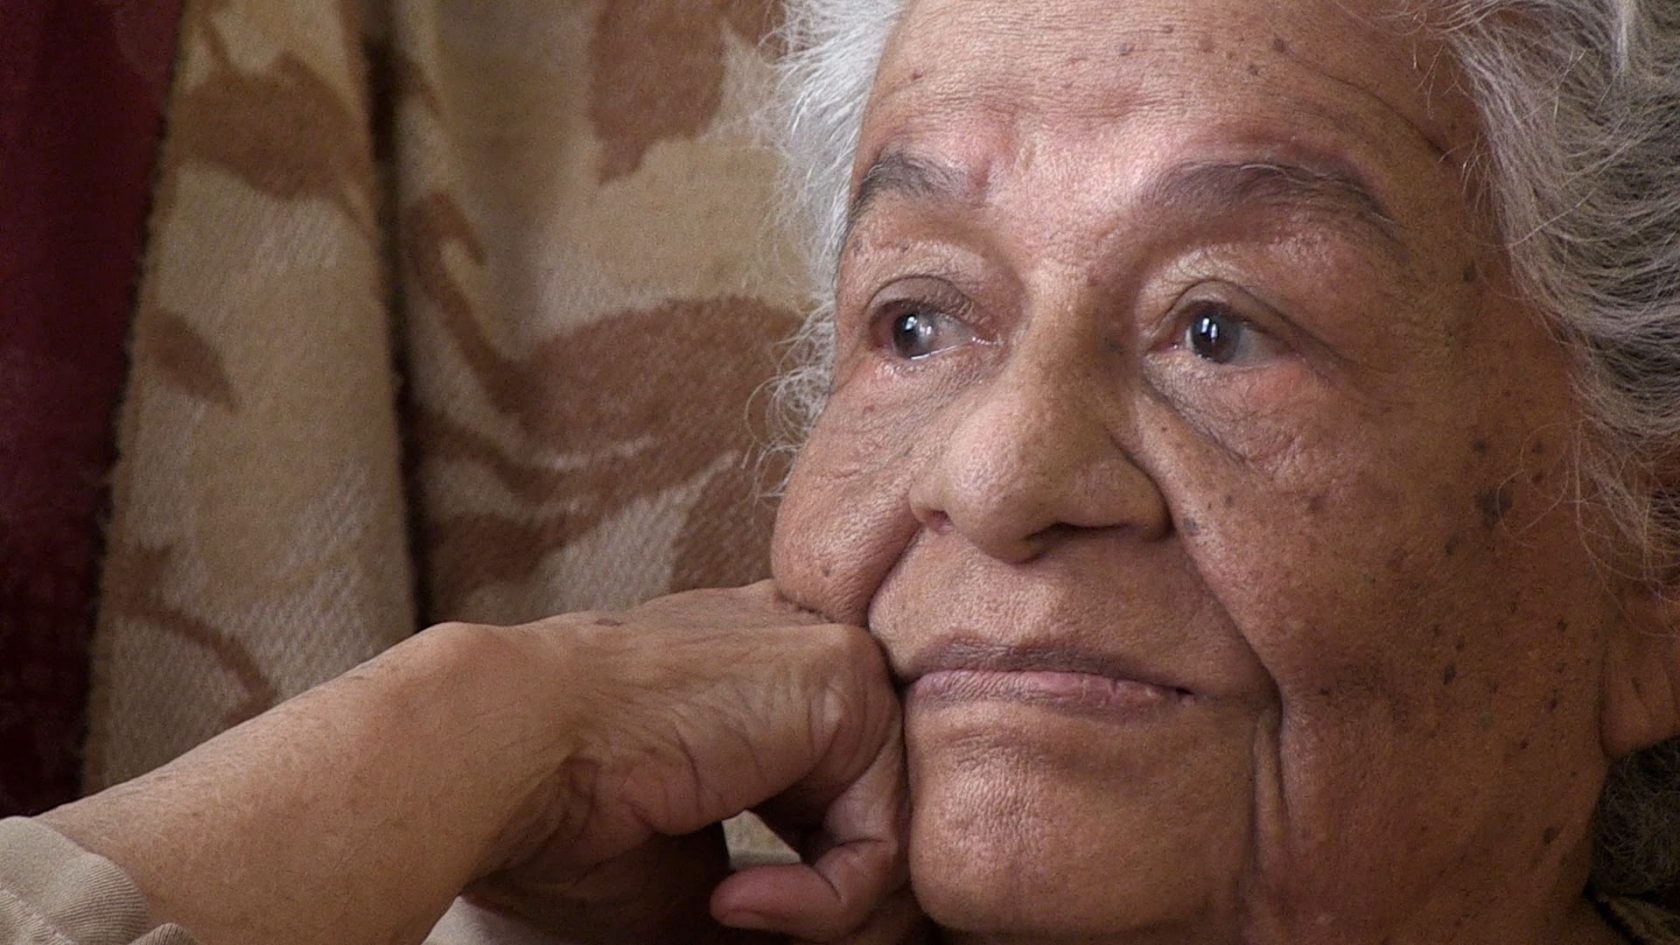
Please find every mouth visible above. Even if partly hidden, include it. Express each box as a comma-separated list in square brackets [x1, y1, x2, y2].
[900, 640, 1194, 716]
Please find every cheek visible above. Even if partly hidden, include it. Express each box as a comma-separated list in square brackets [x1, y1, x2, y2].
[1174, 404, 1613, 916]
[770, 390, 929, 625]
[1189, 421, 1584, 719]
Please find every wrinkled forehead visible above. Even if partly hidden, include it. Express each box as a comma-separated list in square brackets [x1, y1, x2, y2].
[855, 0, 1481, 212]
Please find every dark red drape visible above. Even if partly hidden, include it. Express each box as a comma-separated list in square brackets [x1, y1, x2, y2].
[0, 0, 182, 813]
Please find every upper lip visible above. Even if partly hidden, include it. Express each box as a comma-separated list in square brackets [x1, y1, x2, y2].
[897, 638, 1195, 697]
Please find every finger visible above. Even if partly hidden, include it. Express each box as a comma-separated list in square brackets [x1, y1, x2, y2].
[709, 855, 884, 941]
[482, 827, 731, 941]
[714, 873, 922, 945]
[711, 730, 908, 940]
[801, 888, 928, 945]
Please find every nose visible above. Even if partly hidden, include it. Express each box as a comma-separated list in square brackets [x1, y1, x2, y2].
[908, 349, 1170, 564]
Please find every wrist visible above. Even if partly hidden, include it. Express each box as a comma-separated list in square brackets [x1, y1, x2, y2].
[416, 619, 593, 878]
[39, 619, 589, 945]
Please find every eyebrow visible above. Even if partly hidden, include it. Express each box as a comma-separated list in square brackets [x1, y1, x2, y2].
[1147, 159, 1403, 256]
[845, 150, 1405, 263]
[845, 151, 972, 246]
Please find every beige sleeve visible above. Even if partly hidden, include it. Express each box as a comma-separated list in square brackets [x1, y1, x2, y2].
[0, 818, 196, 945]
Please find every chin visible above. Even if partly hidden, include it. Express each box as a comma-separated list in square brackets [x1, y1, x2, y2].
[903, 704, 1253, 943]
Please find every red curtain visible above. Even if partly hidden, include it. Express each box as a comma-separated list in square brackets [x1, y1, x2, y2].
[0, 0, 182, 813]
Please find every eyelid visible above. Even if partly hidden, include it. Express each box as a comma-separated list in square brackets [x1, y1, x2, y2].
[1154, 283, 1290, 358]
[863, 277, 985, 347]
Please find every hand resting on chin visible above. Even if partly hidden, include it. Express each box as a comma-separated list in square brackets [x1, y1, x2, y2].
[41, 581, 916, 945]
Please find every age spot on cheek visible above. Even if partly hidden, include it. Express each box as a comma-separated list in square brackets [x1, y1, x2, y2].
[1474, 484, 1514, 530]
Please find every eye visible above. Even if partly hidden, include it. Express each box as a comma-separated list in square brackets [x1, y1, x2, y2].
[1179, 302, 1273, 366]
[884, 308, 975, 360]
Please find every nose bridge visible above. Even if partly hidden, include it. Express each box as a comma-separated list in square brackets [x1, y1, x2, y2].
[913, 328, 1169, 562]
[969, 339, 1104, 483]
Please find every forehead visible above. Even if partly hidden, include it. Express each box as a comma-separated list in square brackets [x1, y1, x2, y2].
[856, 0, 1478, 233]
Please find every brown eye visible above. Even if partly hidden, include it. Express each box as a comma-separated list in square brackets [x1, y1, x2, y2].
[888, 309, 974, 360]
[1183, 305, 1252, 364]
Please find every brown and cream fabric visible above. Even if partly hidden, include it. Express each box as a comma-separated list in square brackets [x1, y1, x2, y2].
[85, 0, 802, 795]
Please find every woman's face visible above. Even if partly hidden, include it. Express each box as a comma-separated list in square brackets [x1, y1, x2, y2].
[771, 0, 1675, 941]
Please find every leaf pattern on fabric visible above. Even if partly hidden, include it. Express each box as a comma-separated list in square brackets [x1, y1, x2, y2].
[140, 308, 240, 411]
[589, 0, 784, 181]
[85, 0, 802, 824]
[99, 543, 279, 731]
[403, 186, 794, 613]
[169, 22, 374, 229]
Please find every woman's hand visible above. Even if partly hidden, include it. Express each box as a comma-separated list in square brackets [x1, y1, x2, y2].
[472, 581, 915, 944]
[41, 581, 915, 945]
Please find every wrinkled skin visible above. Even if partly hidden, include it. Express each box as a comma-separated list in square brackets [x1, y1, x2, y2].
[769, 0, 1680, 942]
[39, 2, 1680, 944]
[45, 584, 919, 945]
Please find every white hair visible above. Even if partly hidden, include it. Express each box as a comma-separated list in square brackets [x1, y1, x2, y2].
[765, 0, 904, 441]
[765, 0, 1680, 895]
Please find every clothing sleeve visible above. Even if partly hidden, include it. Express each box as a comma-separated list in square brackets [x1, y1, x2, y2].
[0, 818, 197, 945]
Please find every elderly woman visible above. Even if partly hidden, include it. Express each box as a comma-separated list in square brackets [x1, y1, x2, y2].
[7, 0, 1680, 943]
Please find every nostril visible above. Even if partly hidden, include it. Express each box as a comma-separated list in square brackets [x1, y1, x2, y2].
[922, 510, 954, 534]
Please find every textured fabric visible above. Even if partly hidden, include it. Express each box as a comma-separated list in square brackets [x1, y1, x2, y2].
[83, 0, 801, 820]
[0, 0, 181, 816]
[0, 819, 196, 945]
[82, 0, 417, 791]
[387, 0, 799, 627]
[1608, 896, 1680, 945]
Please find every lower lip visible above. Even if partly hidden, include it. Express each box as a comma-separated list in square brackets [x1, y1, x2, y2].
[909, 669, 1184, 716]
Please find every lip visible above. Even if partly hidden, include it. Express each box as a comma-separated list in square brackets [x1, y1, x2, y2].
[900, 639, 1194, 715]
